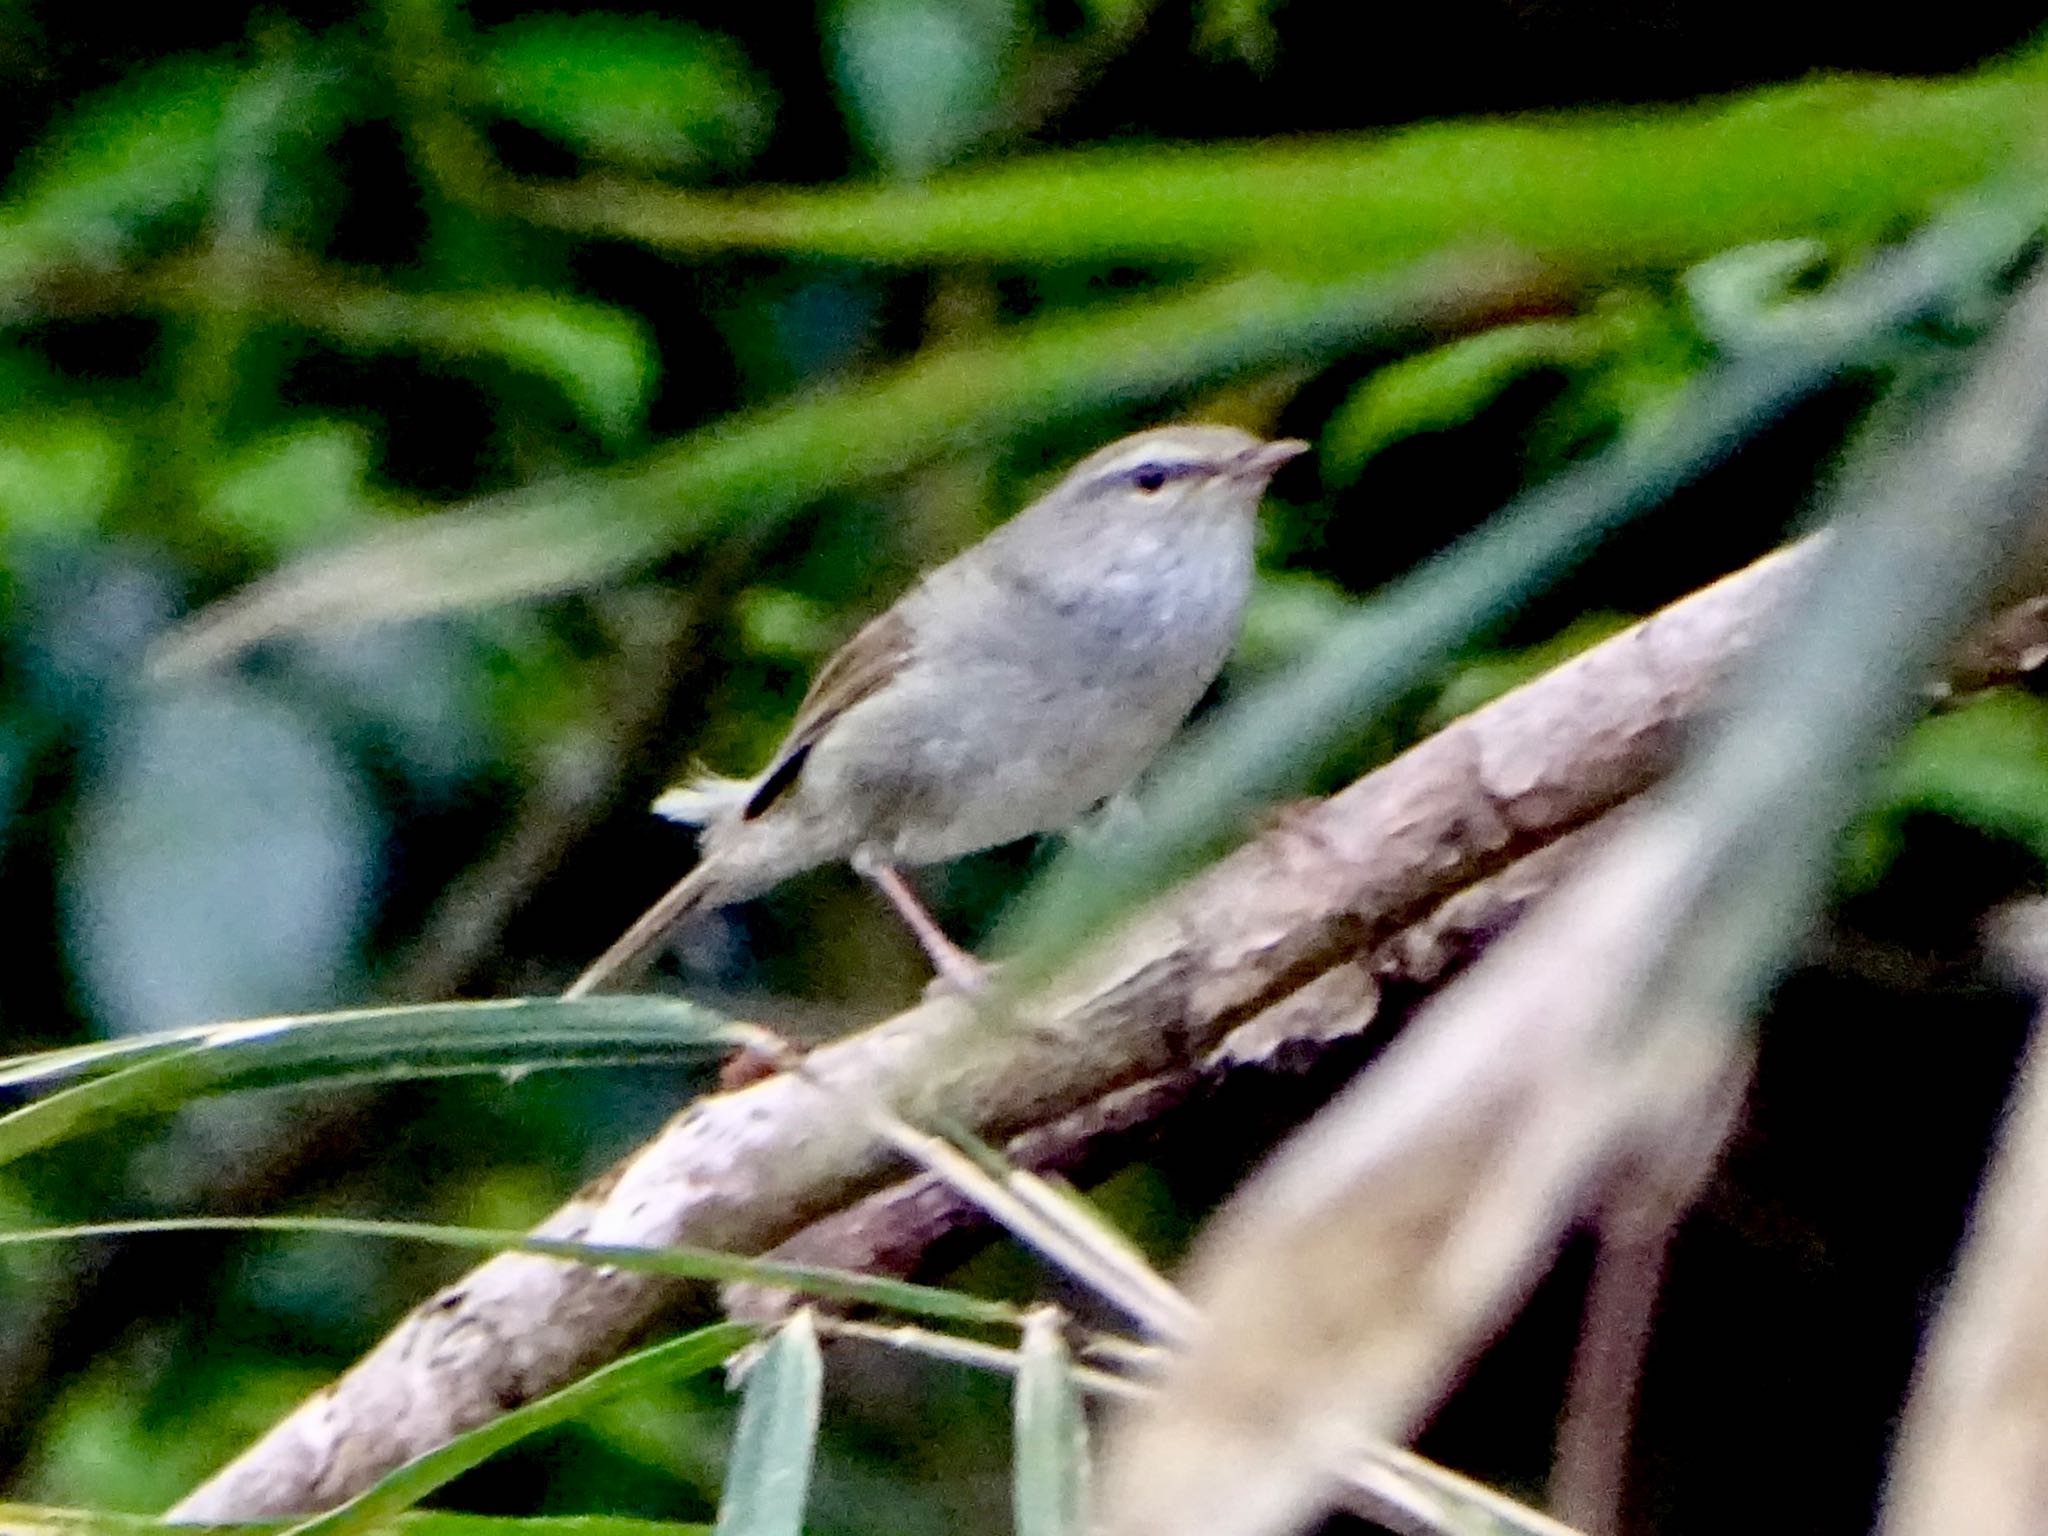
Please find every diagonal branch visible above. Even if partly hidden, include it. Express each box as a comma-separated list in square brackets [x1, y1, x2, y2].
[171, 529, 2047, 1520]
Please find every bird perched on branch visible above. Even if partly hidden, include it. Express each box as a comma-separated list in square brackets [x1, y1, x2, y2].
[566, 423, 1310, 997]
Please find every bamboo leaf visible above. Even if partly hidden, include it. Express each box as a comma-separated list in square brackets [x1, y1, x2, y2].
[529, 54, 2048, 268]
[0, 997, 745, 1092]
[481, 16, 772, 177]
[0, 998, 750, 1167]
[1322, 313, 1627, 481]
[0, 1216, 1021, 1325]
[281, 1325, 754, 1536]
[712, 1312, 824, 1536]
[151, 264, 1498, 672]
[0, 1505, 709, 1536]
[1013, 1311, 1089, 1536]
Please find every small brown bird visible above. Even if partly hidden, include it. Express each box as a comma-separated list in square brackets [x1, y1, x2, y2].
[565, 424, 1309, 997]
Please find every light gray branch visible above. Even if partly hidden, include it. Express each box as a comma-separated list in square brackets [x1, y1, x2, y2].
[170, 530, 1821, 1520]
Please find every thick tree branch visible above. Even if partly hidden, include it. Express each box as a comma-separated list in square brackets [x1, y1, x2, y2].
[174, 518, 2048, 1520]
[170, 532, 1819, 1519]
[727, 833, 1587, 1321]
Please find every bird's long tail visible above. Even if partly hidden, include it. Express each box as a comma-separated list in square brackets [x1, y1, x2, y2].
[562, 862, 722, 998]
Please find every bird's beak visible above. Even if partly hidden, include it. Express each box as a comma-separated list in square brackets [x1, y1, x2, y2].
[1230, 438, 1312, 480]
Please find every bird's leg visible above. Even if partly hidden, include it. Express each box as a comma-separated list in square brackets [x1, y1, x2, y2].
[855, 855, 991, 993]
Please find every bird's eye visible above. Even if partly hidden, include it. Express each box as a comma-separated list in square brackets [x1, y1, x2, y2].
[1132, 465, 1169, 493]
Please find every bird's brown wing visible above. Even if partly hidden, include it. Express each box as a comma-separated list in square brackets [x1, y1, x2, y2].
[743, 607, 913, 821]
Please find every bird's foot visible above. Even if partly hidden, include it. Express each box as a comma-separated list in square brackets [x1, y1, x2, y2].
[924, 952, 998, 999]
[858, 857, 995, 998]
[717, 1026, 807, 1091]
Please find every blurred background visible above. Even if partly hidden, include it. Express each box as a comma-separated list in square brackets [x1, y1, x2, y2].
[5, 1, 2048, 1530]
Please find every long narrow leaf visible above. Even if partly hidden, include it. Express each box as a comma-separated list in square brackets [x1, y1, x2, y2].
[0, 997, 748, 1092]
[712, 1311, 824, 1536]
[0, 1506, 709, 1536]
[818, 1090, 1192, 1340]
[0, 1216, 1021, 1325]
[528, 55, 2048, 267]
[0, 998, 752, 1169]
[1014, 1311, 1090, 1536]
[154, 263, 1518, 670]
[281, 1324, 754, 1536]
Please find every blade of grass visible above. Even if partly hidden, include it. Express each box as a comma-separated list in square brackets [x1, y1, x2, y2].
[818, 1317, 1147, 1404]
[524, 53, 2048, 268]
[0, 997, 750, 1092]
[0, 1216, 1021, 1326]
[925, 1113, 1199, 1339]
[711, 1312, 823, 1536]
[789, 1065, 1195, 1341]
[153, 260, 1537, 671]
[279, 1323, 754, 1536]
[811, 1319, 1577, 1536]
[0, 1509, 710, 1536]
[0, 999, 757, 1168]
[1014, 1310, 1090, 1536]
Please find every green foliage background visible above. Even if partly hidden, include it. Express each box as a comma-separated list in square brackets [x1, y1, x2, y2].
[4, 0, 2048, 1530]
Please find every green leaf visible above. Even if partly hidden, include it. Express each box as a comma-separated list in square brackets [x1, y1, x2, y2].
[0, 994, 746, 1092]
[1234, 574, 1365, 676]
[1846, 690, 2048, 886]
[1683, 238, 1832, 351]
[531, 49, 2048, 266]
[0, 418, 128, 544]
[830, 0, 1015, 176]
[152, 266, 1440, 672]
[1013, 1311, 1089, 1536]
[280, 1324, 755, 1536]
[1424, 613, 1635, 728]
[0, 997, 748, 1166]
[0, 57, 236, 278]
[0, 1508, 710, 1536]
[329, 290, 656, 445]
[0, 55, 342, 291]
[482, 17, 773, 177]
[713, 1312, 823, 1536]
[0, 1216, 1023, 1326]
[1323, 314, 1623, 481]
[448, 293, 655, 443]
[200, 425, 383, 558]
[1891, 692, 2048, 859]
[1194, 0, 1280, 69]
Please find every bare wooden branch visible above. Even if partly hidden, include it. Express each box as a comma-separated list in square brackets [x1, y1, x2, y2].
[170, 524, 2048, 1521]
[170, 536, 1820, 1520]
[728, 833, 1587, 1323]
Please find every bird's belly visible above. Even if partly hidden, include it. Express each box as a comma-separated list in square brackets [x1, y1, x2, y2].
[803, 536, 1250, 864]
[818, 639, 1226, 864]
[888, 692, 1183, 861]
